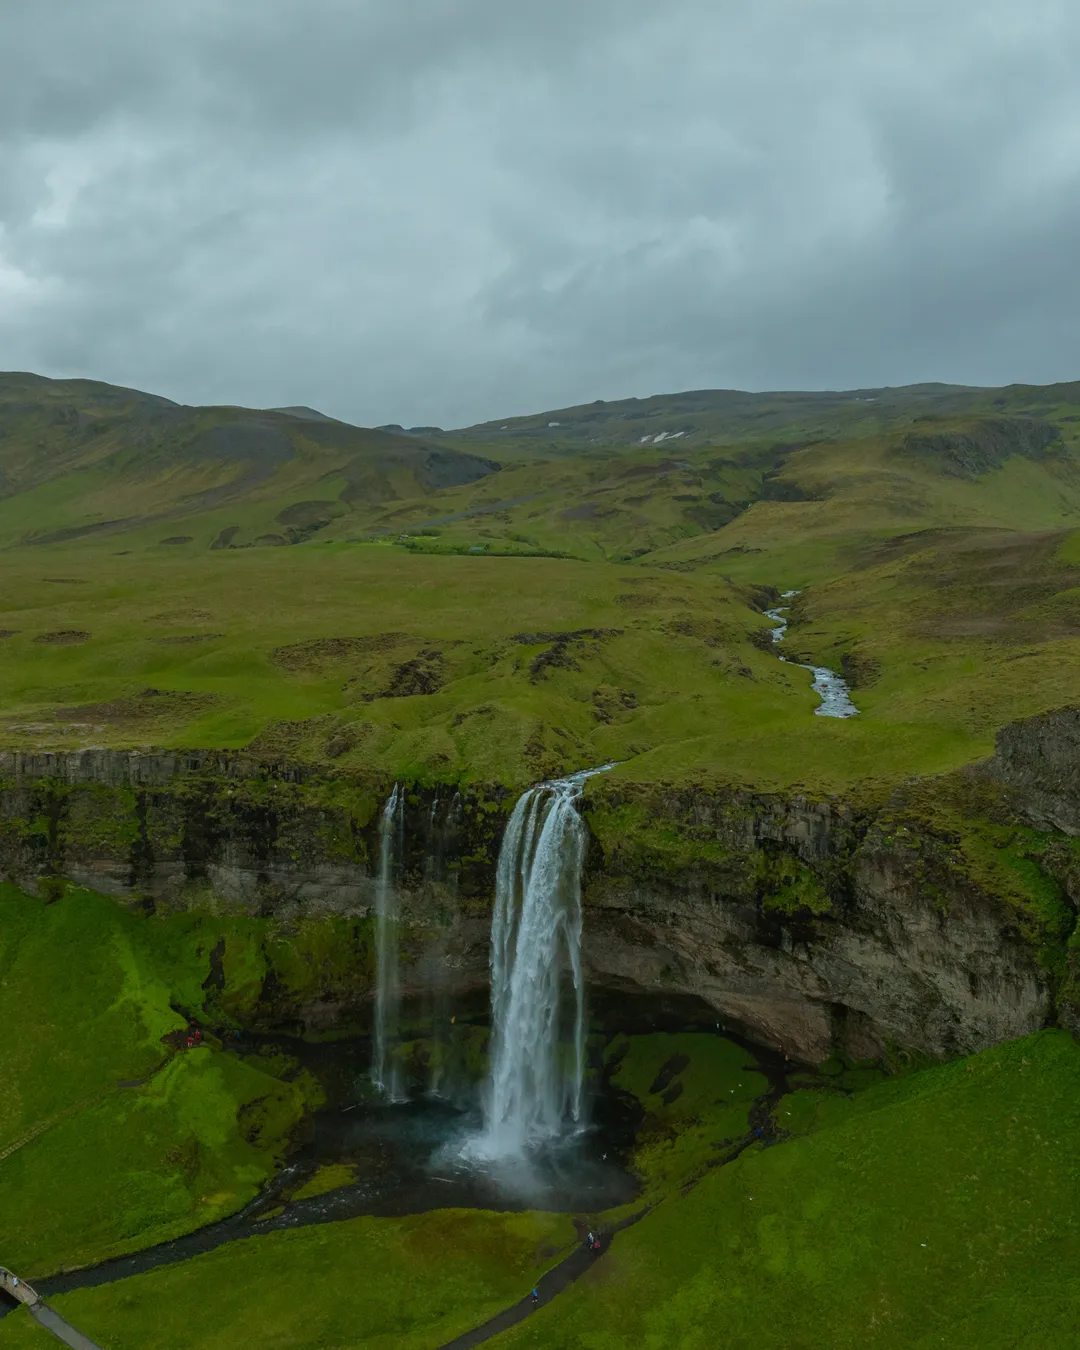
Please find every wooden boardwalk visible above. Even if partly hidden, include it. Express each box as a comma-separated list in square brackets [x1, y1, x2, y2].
[1, 1267, 104, 1350]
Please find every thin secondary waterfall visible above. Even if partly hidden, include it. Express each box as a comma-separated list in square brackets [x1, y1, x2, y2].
[372, 783, 405, 1099]
[475, 767, 609, 1158]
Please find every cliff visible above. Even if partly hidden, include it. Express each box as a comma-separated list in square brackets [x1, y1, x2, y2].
[3, 714, 1079, 1064]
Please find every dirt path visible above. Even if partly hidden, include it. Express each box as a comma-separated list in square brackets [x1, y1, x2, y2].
[438, 1210, 650, 1350]
[29, 1302, 104, 1350]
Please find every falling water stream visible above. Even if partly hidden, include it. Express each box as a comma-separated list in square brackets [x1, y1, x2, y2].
[372, 783, 405, 1099]
[470, 765, 612, 1159]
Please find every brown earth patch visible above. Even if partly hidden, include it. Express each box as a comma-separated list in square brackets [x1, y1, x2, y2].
[271, 634, 410, 672]
[592, 686, 637, 723]
[159, 536, 193, 545]
[54, 688, 217, 723]
[0, 630, 17, 639]
[245, 714, 337, 756]
[275, 500, 343, 528]
[841, 648, 883, 688]
[514, 628, 622, 644]
[451, 704, 494, 727]
[358, 650, 446, 701]
[662, 614, 739, 645]
[150, 609, 215, 625]
[908, 530, 1080, 641]
[210, 526, 240, 550]
[620, 460, 687, 478]
[34, 630, 90, 645]
[518, 629, 623, 683]
[325, 722, 376, 758]
[847, 526, 994, 572]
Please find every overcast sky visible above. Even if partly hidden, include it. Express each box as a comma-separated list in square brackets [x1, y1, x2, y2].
[1, 0, 1078, 428]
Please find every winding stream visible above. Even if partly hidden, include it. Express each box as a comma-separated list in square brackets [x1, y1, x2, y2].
[765, 590, 858, 719]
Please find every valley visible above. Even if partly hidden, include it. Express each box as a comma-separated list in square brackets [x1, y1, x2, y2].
[4, 372, 1080, 1348]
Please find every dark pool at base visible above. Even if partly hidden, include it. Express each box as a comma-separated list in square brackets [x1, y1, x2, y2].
[27, 989, 790, 1301]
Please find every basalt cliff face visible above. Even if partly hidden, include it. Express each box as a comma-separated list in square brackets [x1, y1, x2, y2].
[581, 786, 1058, 1062]
[2, 715, 1078, 1064]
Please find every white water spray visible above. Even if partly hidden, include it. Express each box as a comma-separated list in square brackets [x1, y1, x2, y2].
[372, 783, 405, 1099]
[473, 766, 611, 1158]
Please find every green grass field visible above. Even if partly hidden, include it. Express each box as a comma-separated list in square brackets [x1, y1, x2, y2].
[0, 1209, 574, 1350]
[0, 884, 314, 1273]
[501, 1030, 1080, 1350]
[4, 374, 1080, 796]
[5, 1021, 1078, 1348]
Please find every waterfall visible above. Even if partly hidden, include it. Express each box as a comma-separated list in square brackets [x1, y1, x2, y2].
[474, 767, 609, 1158]
[372, 783, 405, 1099]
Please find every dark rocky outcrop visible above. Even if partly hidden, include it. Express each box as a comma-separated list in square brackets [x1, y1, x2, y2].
[580, 782, 1057, 1063]
[986, 706, 1080, 835]
[899, 416, 1063, 478]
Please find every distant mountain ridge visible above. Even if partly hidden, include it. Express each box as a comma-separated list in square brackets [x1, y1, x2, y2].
[445, 380, 1052, 448]
[0, 371, 500, 550]
[2, 369, 1079, 560]
[269, 405, 341, 423]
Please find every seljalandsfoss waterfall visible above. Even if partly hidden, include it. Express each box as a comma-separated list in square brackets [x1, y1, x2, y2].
[474, 767, 607, 1158]
[367, 767, 622, 1198]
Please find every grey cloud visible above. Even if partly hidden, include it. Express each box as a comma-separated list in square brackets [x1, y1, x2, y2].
[0, 0, 1078, 427]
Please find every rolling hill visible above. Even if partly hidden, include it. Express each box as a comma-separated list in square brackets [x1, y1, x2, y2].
[3, 369, 1080, 792]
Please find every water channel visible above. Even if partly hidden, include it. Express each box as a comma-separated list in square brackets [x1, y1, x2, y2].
[764, 589, 858, 718]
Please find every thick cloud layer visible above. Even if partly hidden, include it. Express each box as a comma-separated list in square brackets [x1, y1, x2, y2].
[1, 0, 1078, 426]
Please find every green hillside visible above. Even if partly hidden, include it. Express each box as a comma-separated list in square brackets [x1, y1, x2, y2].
[0, 372, 500, 552]
[3, 372, 1080, 793]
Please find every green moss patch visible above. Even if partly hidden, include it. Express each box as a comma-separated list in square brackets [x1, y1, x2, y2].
[0, 884, 308, 1273]
[605, 1032, 768, 1197]
[290, 1162, 359, 1201]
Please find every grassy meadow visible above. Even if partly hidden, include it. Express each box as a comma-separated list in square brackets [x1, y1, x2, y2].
[501, 1030, 1080, 1350]
[4, 374, 1080, 795]
[5, 1004, 1080, 1348]
[0, 883, 318, 1273]
[0, 1209, 575, 1350]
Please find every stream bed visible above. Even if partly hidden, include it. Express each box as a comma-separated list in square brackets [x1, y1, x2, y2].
[765, 589, 858, 718]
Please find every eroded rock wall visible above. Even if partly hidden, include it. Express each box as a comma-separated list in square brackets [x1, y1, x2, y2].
[580, 785, 1055, 1062]
[1, 733, 1076, 1063]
